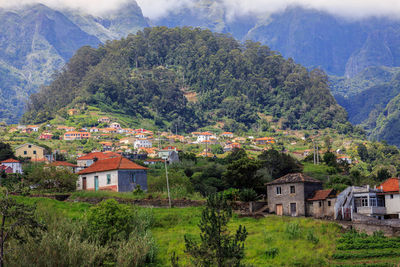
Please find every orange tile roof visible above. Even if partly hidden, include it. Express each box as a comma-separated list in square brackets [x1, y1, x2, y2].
[1, 158, 20, 163]
[77, 152, 121, 161]
[49, 161, 78, 167]
[78, 157, 148, 174]
[379, 178, 400, 193]
[308, 189, 336, 201]
[222, 132, 233, 135]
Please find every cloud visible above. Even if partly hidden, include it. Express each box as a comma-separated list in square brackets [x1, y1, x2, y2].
[1, 0, 400, 20]
[0, 0, 132, 16]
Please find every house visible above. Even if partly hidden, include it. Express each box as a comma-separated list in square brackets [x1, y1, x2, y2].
[254, 137, 275, 145]
[98, 117, 110, 123]
[39, 133, 53, 140]
[158, 149, 180, 164]
[15, 143, 52, 162]
[197, 132, 214, 143]
[223, 142, 241, 152]
[352, 185, 386, 219]
[64, 131, 91, 141]
[220, 132, 234, 138]
[119, 137, 134, 145]
[100, 142, 113, 151]
[77, 157, 148, 192]
[307, 189, 337, 219]
[27, 125, 39, 132]
[49, 161, 78, 173]
[57, 125, 76, 132]
[134, 139, 152, 149]
[378, 178, 400, 219]
[102, 128, 117, 134]
[76, 151, 121, 170]
[1, 158, 23, 174]
[143, 159, 165, 165]
[68, 109, 78, 116]
[110, 122, 121, 129]
[267, 173, 323, 217]
[337, 155, 352, 164]
[90, 127, 99, 133]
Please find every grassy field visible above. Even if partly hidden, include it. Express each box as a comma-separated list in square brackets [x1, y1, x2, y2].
[13, 195, 400, 266]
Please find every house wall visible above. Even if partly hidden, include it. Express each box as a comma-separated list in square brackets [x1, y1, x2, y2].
[2, 162, 22, 173]
[77, 159, 94, 168]
[385, 194, 400, 217]
[15, 144, 45, 159]
[309, 198, 336, 219]
[77, 170, 119, 191]
[267, 183, 306, 216]
[118, 170, 148, 192]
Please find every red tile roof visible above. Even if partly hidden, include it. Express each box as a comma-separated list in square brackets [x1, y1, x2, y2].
[308, 189, 336, 201]
[49, 161, 78, 167]
[77, 152, 121, 161]
[379, 177, 400, 193]
[1, 158, 20, 163]
[78, 157, 148, 174]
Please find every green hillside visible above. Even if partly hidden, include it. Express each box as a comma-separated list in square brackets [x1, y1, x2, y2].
[22, 27, 348, 132]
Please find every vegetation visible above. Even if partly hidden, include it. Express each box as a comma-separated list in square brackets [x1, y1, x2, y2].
[23, 27, 348, 132]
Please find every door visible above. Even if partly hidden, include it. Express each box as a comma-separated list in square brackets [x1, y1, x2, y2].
[94, 176, 99, 191]
[276, 204, 283, 216]
[290, 203, 297, 216]
[82, 177, 87, 190]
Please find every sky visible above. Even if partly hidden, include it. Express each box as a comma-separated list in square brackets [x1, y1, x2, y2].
[1, 0, 400, 20]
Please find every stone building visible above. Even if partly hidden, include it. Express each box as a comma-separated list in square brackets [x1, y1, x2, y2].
[267, 173, 322, 216]
[307, 189, 337, 219]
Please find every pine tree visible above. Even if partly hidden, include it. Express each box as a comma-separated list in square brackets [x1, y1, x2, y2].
[184, 193, 247, 267]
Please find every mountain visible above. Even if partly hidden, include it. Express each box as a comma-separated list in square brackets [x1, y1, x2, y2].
[0, 2, 148, 124]
[22, 27, 348, 132]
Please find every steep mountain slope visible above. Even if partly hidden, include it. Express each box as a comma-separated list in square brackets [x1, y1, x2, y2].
[22, 27, 348, 132]
[0, 2, 148, 124]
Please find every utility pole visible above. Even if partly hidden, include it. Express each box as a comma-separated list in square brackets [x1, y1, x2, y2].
[165, 160, 171, 208]
[317, 145, 320, 164]
[313, 140, 316, 165]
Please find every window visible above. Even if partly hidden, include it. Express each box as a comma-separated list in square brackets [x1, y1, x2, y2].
[24, 151, 27, 155]
[328, 201, 331, 206]
[107, 174, 111, 185]
[28, 145, 31, 148]
[276, 186, 282, 195]
[33, 150, 36, 155]
[290, 186, 295, 194]
[319, 201, 322, 207]
[391, 194, 394, 199]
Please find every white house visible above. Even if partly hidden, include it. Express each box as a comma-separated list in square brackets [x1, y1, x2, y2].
[110, 122, 121, 129]
[196, 132, 215, 143]
[76, 152, 121, 170]
[77, 157, 148, 192]
[0, 158, 23, 174]
[134, 139, 152, 149]
[379, 178, 400, 219]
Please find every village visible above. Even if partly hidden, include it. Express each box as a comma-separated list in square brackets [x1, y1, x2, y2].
[1, 110, 400, 235]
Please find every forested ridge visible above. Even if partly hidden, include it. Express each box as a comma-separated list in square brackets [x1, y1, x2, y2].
[22, 27, 348, 131]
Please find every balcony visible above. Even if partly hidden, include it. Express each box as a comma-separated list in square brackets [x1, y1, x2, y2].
[356, 206, 386, 215]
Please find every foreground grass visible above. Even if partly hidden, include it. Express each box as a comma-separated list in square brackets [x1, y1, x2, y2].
[14, 196, 342, 266]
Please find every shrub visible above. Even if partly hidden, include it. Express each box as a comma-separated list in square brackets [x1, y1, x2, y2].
[223, 188, 240, 201]
[239, 188, 258, 202]
[265, 248, 279, 258]
[285, 222, 301, 239]
[307, 230, 319, 244]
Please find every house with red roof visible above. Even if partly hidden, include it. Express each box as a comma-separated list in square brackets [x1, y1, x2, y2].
[39, 133, 53, 140]
[220, 132, 234, 138]
[307, 189, 337, 219]
[64, 131, 91, 141]
[77, 157, 148, 192]
[378, 178, 400, 218]
[254, 137, 275, 145]
[1, 158, 22, 174]
[76, 151, 121, 170]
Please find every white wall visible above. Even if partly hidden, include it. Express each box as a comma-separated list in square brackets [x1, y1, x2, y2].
[77, 170, 119, 191]
[385, 194, 400, 216]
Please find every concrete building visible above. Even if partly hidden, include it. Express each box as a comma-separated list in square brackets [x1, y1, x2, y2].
[378, 178, 400, 219]
[77, 157, 148, 192]
[267, 173, 322, 217]
[134, 139, 152, 149]
[76, 152, 121, 170]
[15, 143, 52, 162]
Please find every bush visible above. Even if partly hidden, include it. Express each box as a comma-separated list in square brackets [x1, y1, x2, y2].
[307, 230, 319, 244]
[223, 188, 240, 201]
[239, 188, 258, 202]
[285, 222, 301, 239]
[265, 248, 279, 258]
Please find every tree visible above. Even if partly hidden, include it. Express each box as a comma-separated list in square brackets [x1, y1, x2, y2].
[258, 149, 302, 179]
[225, 148, 247, 164]
[184, 193, 247, 267]
[0, 142, 14, 162]
[324, 136, 332, 152]
[357, 144, 369, 162]
[376, 168, 391, 182]
[0, 190, 44, 267]
[323, 152, 337, 167]
[223, 157, 261, 190]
